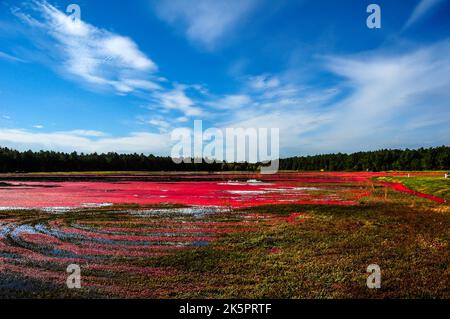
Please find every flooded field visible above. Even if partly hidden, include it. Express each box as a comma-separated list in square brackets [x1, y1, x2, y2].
[0, 171, 435, 209]
[0, 172, 448, 298]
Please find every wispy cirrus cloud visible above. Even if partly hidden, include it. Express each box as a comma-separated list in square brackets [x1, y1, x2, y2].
[146, 117, 171, 133]
[2, 1, 448, 157]
[212, 40, 450, 156]
[247, 74, 281, 90]
[152, 0, 260, 49]
[206, 94, 252, 110]
[0, 50, 27, 63]
[403, 0, 446, 30]
[315, 40, 450, 152]
[9, 0, 209, 119]
[62, 129, 107, 137]
[12, 0, 160, 94]
[0, 40, 449, 156]
[150, 85, 204, 117]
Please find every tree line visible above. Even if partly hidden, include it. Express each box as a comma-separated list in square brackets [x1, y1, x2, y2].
[278, 146, 450, 171]
[0, 146, 448, 173]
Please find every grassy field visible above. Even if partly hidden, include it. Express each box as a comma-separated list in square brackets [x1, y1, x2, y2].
[376, 175, 450, 201]
[0, 174, 448, 298]
[139, 186, 449, 298]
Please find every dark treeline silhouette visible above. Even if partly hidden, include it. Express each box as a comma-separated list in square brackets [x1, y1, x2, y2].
[279, 146, 450, 171]
[0, 148, 255, 172]
[0, 146, 449, 173]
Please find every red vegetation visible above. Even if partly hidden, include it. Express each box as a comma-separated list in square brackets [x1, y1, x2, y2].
[0, 172, 445, 297]
[0, 207, 301, 296]
[0, 172, 386, 209]
[382, 182, 446, 203]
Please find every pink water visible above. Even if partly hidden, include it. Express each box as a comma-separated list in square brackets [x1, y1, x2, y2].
[0, 179, 361, 208]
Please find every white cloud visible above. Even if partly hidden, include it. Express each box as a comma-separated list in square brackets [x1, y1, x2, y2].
[0, 50, 27, 63]
[4, 1, 449, 157]
[0, 128, 170, 155]
[1, 40, 448, 157]
[309, 42, 449, 153]
[153, 0, 259, 49]
[218, 41, 450, 156]
[152, 85, 203, 116]
[175, 116, 189, 123]
[13, 1, 160, 94]
[218, 87, 334, 155]
[147, 117, 171, 133]
[9, 1, 210, 123]
[33, 125, 44, 129]
[62, 129, 107, 137]
[248, 74, 280, 90]
[207, 94, 252, 110]
[403, 0, 446, 30]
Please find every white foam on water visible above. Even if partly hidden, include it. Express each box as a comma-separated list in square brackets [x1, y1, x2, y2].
[81, 203, 113, 208]
[129, 206, 231, 218]
[218, 179, 272, 186]
[0, 207, 29, 211]
[225, 190, 267, 195]
[0, 203, 114, 213]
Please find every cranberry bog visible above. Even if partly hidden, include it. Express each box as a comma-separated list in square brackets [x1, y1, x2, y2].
[0, 172, 448, 298]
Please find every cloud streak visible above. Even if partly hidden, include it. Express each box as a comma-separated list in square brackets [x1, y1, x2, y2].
[152, 0, 259, 49]
[215, 41, 450, 156]
[2, 1, 449, 156]
[0, 50, 27, 63]
[403, 0, 446, 30]
[13, 1, 160, 94]
[10, 1, 207, 119]
[314, 41, 450, 152]
[1, 36, 449, 157]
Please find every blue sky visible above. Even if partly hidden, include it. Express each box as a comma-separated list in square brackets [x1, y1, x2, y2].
[0, 0, 449, 156]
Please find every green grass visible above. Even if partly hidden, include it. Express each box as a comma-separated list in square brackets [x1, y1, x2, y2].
[376, 175, 450, 201]
[141, 206, 449, 298]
